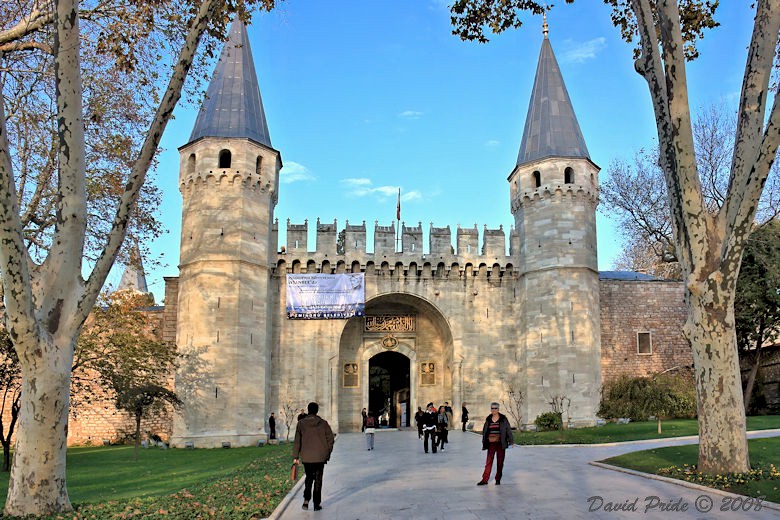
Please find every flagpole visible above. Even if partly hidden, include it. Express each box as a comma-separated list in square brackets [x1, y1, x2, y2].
[396, 188, 401, 253]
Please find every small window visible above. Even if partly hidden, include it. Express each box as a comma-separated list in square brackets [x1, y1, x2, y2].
[564, 167, 574, 184]
[255, 155, 262, 175]
[637, 332, 652, 354]
[532, 170, 541, 188]
[218, 149, 232, 168]
[187, 153, 196, 175]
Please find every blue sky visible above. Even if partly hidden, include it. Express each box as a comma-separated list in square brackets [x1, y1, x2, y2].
[124, 1, 757, 303]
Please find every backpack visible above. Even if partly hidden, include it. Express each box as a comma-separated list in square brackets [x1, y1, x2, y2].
[365, 416, 376, 428]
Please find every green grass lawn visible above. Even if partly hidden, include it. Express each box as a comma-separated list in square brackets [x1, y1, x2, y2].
[0, 443, 297, 519]
[601, 437, 780, 503]
[513, 415, 780, 445]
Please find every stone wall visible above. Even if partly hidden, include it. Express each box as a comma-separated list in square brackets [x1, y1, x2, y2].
[0, 308, 175, 447]
[599, 277, 692, 384]
[741, 344, 780, 413]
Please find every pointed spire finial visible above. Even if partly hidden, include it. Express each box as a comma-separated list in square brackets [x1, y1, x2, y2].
[516, 19, 591, 166]
[542, 12, 549, 38]
[187, 20, 272, 147]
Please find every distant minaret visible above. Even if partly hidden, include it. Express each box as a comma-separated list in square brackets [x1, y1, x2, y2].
[116, 243, 149, 295]
[172, 20, 281, 448]
[508, 17, 601, 426]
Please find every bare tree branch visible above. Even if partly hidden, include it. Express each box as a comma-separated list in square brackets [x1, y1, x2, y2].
[80, 0, 223, 323]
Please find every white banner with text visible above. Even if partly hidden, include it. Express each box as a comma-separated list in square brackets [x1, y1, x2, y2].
[286, 273, 365, 319]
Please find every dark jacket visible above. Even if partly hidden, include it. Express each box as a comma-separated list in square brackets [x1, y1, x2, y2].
[437, 412, 448, 431]
[293, 414, 335, 463]
[422, 410, 438, 430]
[481, 413, 513, 450]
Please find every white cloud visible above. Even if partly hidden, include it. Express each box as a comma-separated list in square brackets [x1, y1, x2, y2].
[560, 37, 607, 64]
[485, 139, 501, 148]
[375, 186, 399, 197]
[402, 190, 422, 202]
[399, 110, 424, 119]
[341, 178, 423, 203]
[428, 0, 451, 10]
[280, 161, 315, 184]
[341, 178, 372, 186]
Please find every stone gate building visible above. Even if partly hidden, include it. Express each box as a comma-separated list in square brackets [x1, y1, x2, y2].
[162, 20, 693, 448]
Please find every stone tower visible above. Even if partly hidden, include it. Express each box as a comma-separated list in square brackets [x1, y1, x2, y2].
[508, 21, 601, 425]
[172, 21, 281, 448]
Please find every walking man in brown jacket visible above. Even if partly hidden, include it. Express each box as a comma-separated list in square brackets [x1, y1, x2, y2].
[293, 402, 335, 511]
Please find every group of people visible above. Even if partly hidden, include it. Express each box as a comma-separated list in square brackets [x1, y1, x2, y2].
[288, 400, 514, 512]
[414, 402, 451, 453]
[415, 400, 513, 484]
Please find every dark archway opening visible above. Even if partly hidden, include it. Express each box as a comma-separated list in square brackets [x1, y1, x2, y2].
[368, 351, 410, 428]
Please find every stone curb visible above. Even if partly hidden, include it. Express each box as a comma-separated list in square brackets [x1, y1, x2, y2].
[264, 473, 305, 520]
[589, 461, 780, 514]
[515, 428, 780, 448]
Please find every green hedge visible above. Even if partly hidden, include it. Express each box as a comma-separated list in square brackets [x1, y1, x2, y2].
[534, 411, 563, 431]
[599, 373, 696, 421]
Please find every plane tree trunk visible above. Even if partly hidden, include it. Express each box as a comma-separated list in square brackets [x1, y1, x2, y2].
[630, 0, 780, 474]
[0, 0, 229, 514]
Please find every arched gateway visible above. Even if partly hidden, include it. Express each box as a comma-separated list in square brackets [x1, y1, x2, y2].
[167, 19, 656, 448]
[337, 293, 454, 431]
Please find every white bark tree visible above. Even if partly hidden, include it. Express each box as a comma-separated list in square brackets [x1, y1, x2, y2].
[0, 0, 276, 515]
[632, 0, 779, 475]
[451, 0, 780, 474]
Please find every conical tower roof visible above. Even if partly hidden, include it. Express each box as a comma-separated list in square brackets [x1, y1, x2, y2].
[188, 20, 272, 147]
[117, 244, 149, 294]
[516, 26, 590, 166]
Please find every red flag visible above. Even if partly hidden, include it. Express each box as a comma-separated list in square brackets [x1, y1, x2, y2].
[396, 188, 401, 221]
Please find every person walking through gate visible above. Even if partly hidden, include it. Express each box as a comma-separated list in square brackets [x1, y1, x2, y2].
[414, 406, 424, 439]
[268, 412, 276, 440]
[461, 402, 469, 432]
[437, 405, 449, 450]
[421, 402, 438, 453]
[477, 402, 513, 486]
[293, 402, 335, 511]
[444, 402, 454, 430]
[365, 411, 376, 450]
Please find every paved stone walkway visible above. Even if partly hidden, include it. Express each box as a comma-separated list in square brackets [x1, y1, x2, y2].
[274, 429, 780, 520]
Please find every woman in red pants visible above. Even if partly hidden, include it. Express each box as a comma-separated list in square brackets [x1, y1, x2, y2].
[477, 402, 514, 485]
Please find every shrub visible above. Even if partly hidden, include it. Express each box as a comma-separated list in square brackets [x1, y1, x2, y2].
[599, 372, 696, 421]
[534, 411, 562, 431]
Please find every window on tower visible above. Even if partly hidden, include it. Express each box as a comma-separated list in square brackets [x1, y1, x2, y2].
[532, 171, 541, 188]
[637, 332, 653, 355]
[187, 153, 196, 175]
[564, 167, 574, 184]
[219, 149, 232, 169]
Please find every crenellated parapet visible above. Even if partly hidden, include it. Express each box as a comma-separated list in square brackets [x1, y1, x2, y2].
[510, 183, 599, 213]
[344, 220, 367, 254]
[178, 137, 281, 204]
[276, 218, 518, 276]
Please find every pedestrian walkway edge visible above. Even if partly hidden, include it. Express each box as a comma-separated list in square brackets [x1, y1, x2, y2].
[589, 461, 780, 514]
[264, 475, 305, 520]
